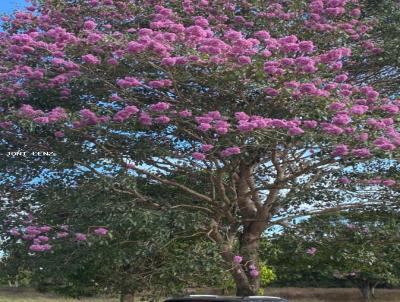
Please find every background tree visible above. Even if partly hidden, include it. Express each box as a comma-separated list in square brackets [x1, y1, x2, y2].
[1, 174, 227, 301]
[264, 210, 400, 301]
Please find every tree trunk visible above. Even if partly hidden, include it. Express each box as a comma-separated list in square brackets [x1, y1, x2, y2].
[370, 282, 378, 298]
[233, 229, 262, 296]
[370, 285, 375, 298]
[359, 282, 372, 301]
[120, 292, 135, 302]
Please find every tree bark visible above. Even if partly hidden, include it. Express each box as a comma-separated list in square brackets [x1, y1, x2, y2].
[359, 282, 372, 301]
[370, 282, 378, 298]
[231, 162, 268, 296]
[370, 285, 375, 298]
[120, 292, 135, 302]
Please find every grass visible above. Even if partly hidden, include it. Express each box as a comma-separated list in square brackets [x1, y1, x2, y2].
[1, 287, 400, 302]
[265, 287, 400, 302]
[0, 288, 118, 302]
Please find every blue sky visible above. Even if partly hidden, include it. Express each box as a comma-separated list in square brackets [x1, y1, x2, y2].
[0, 0, 27, 14]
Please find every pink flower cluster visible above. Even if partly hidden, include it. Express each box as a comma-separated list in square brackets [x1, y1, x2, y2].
[306, 247, 318, 256]
[233, 255, 243, 264]
[18, 105, 67, 124]
[94, 227, 108, 236]
[117, 77, 141, 88]
[248, 264, 259, 278]
[149, 102, 170, 112]
[221, 147, 241, 157]
[82, 54, 100, 65]
[76, 109, 109, 127]
[113, 105, 139, 122]
[148, 79, 173, 88]
[30, 244, 52, 252]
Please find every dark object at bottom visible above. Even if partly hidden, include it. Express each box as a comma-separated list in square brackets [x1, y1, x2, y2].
[164, 294, 289, 302]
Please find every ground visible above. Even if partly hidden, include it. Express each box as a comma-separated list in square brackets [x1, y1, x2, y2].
[1, 288, 400, 302]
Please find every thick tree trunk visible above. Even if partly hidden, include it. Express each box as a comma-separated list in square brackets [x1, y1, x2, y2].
[231, 162, 268, 296]
[231, 228, 263, 296]
[359, 282, 372, 301]
[120, 292, 135, 302]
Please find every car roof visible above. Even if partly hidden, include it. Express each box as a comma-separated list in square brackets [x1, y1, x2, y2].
[164, 295, 288, 302]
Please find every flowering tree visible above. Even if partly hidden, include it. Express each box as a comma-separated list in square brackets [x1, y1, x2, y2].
[1, 0, 400, 295]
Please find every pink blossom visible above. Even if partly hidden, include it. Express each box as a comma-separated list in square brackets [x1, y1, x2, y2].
[329, 102, 346, 111]
[288, 127, 304, 136]
[60, 225, 69, 231]
[207, 111, 221, 119]
[249, 269, 259, 278]
[94, 227, 108, 236]
[138, 112, 152, 125]
[26, 226, 41, 235]
[303, 120, 318, 128]
[233, 255, 243, 264]
[373, 137, 395, 151]
[19, 104, 43, 118]
[299, 41, 315, 52]
[127, 41, 146, 53]
[264, 88, 279, 96]
[382, 179, 396, 186]
[117, 77, 141, 88]
[56, 232, 69, 238]
[235, 112, 250, 121]
[198, 123, 212, 132]
[381, 105, 399, 114]
[221, 147, 241, 157]
[321, 123, 344, 135]
[254, 30, 270, 40]
[150, 102, 170, 112]
[40, 226, 52, 232]
[155, 115, 171, 124]
[306, 247, 317, 256]
[332, 114, 351, 125]
[339, 177, 351, 184]
[192, 152, 206, 160]
[82, 54, 100, 65]
[54, 131, 65, 138]
[29, 244, 52, 252]
[87, 32, 103, 43]
[33, 117, 49, 124]
[358, 132, 369, 142]
[80, 109, 99, 125]
[178, 110, 192, 117]
[37, 236, 49, 242]
[200, 144, 214, 152]
[350, 105, 368, 115]
[335, 74, 348, 82]
[75, 233, 87, 241]
[148, 80, 172, 88]
[331, 144, 349, 157]
[84, 20, 97, 30]
[347, 223, 357, 230]
[352, 148, 372, 158]
[113, 105, 139, 122]
[237, 56, 251, 65]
